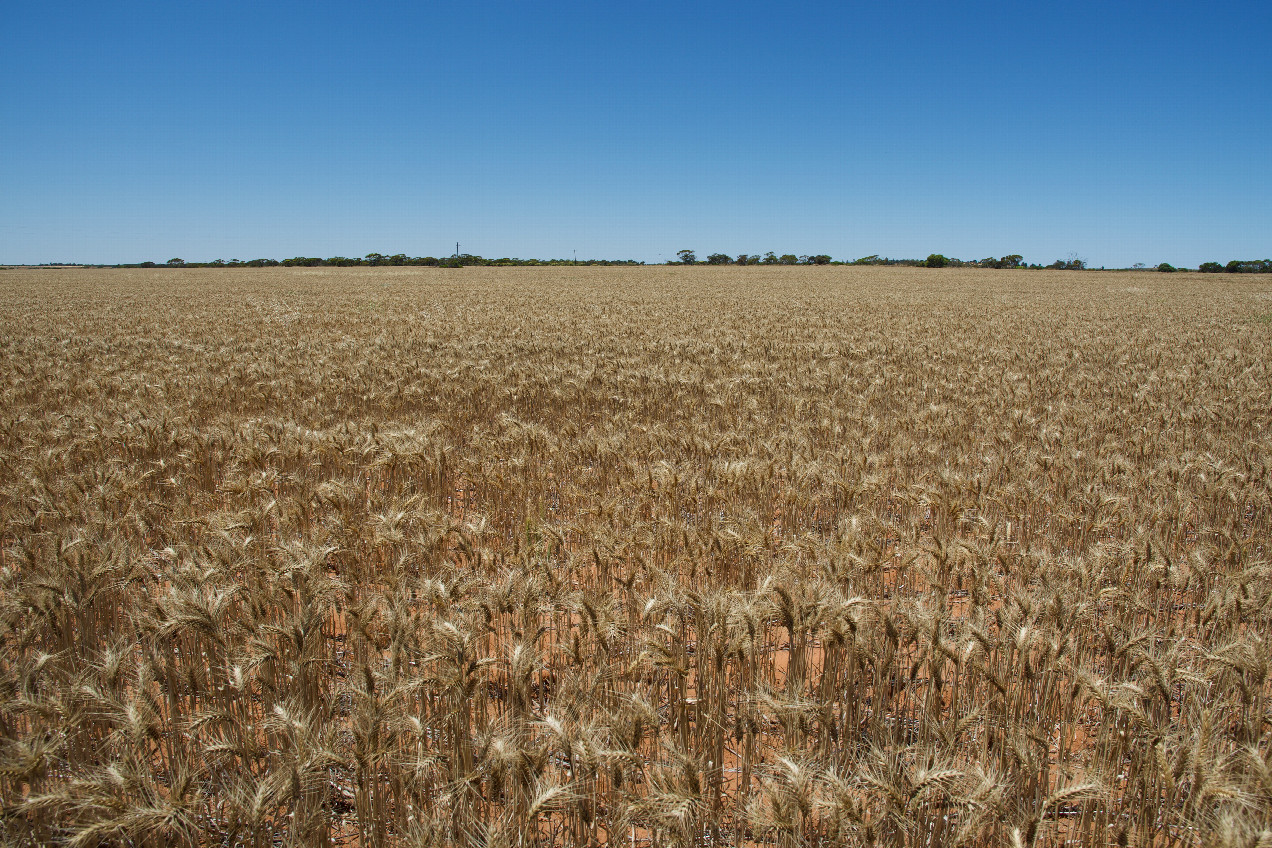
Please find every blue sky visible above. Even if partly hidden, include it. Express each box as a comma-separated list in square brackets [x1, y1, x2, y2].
[3, 1, 1269, 267]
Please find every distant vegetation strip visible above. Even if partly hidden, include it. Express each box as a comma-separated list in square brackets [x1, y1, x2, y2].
[16, 254, 1272, 272]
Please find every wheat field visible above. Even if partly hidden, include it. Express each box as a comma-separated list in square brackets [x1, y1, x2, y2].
[0, 266, 1269, 847]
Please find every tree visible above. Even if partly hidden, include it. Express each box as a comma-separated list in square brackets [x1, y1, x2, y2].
[676, 249, 697, 265]
[925, 254, 949, 268]
[166, 258, 185, 266]
[1157, 263, 1177, 273]
[1198, 262, 1223, 273]
[1222, 259, 1272, 273]
[706, 253, 732, 265]
[999, 255, 1023, 269]
[779, 254, 798, 265]
[810, 255, 832, 265]
[1048, 256, 1086, 270]
[761, 252, 778, 264]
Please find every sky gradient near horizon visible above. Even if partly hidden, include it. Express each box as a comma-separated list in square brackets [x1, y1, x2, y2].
[3, 1, 1269, 268]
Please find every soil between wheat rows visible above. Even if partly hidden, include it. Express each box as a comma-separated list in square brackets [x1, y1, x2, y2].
[0, 266, 1269, 847]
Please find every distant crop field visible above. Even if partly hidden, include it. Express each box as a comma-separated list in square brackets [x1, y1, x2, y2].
[1, 266, 1270, 847]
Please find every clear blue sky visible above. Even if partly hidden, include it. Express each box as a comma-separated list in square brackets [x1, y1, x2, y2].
[3, 1, 1269, 267]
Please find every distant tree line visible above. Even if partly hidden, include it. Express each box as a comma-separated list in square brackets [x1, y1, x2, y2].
[93, 253, 1270, 272]
[677, 251, 835, 265]
[673, 251, 1033, 268]
[127, 254, 644, 269]
[1197, 259, 1272, 274]
[672, 253, 1268, 272]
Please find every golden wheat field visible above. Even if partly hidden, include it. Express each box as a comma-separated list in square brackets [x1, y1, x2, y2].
[0, 266, 1270, 848]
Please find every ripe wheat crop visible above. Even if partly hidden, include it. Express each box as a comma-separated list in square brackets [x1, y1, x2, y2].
[0, 265, 1269, 847]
